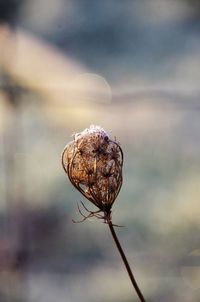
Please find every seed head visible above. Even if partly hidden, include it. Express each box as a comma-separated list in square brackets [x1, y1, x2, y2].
[62, 125, 123, 214]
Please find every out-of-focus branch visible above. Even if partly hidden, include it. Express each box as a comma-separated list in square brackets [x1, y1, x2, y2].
[0, 25, 94, 105]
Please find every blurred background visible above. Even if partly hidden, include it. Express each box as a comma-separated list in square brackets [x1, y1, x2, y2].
[0, 0, 200, 301]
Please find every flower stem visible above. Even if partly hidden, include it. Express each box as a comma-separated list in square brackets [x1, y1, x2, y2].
[107, 219, 146, 302]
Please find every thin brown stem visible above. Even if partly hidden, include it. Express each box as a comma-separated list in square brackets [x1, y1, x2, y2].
[107, 218, 146, 302]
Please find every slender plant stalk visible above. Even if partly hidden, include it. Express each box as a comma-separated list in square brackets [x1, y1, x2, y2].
[62, 126, 146, 301]
[107, 219, 146, 302]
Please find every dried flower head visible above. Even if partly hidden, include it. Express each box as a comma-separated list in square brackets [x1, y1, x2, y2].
[62, 125, 123, 219]
[61, 127, 146, 301]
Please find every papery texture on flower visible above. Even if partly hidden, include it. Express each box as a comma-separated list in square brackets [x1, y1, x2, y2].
[62, 125, 123, 213]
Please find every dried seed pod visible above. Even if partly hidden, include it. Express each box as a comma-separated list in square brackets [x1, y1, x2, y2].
[62, 125, 123, 214]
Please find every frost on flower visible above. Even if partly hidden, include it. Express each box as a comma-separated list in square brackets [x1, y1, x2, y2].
[75, 125, 108, 141]
[62, 125, 123, 214]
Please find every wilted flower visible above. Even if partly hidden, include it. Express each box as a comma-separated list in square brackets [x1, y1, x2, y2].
[62, 125, 123, 217]
[61, 126, 146, 302]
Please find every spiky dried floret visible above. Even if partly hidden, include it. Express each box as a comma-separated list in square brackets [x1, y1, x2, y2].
[62, 125, 123, 213]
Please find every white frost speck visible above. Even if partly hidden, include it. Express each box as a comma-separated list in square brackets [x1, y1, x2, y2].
[74, 125, 109, 141]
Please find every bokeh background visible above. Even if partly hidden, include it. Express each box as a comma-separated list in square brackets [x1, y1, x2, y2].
[0, 0, 200, 301]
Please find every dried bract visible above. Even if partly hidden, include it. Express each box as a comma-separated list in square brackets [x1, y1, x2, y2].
[62, 125, 123, 215]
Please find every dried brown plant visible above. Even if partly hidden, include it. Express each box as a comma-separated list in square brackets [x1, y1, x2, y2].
[62, 125, 123, 222]
[61, 125, 146, 302]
